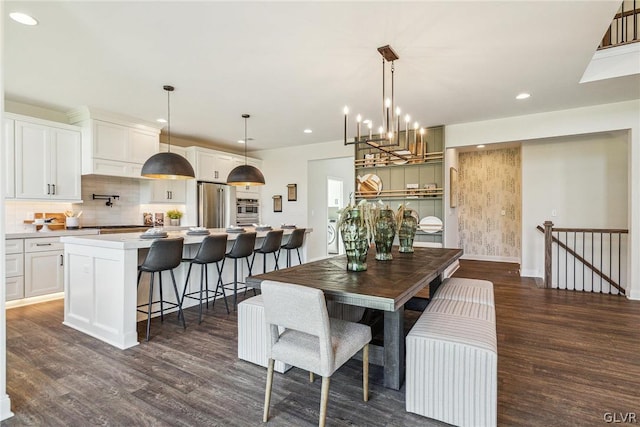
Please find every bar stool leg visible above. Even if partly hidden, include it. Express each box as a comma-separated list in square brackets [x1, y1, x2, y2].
[233, 258, 238, 311]
[146, 272, 155, 341]
[213, 260, 230, 314]
[296, 248, 302, 265]
[204, 264, 210, 310]
[179, 263, 194, 320]
[198, 264, 205, 324]
[273, 252, 279, 271]
[159, 273, 164, 322]
[170, 269, 186, 330]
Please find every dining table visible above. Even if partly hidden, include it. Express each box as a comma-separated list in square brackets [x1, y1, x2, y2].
[245, 246, 463, 390]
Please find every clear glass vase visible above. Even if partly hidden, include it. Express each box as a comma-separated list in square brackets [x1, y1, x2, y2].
[398, 209, 418, 253]
[339, 208, 369, 271]
[374, 209, 396, 261]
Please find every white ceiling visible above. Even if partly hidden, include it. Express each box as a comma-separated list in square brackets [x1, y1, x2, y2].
[4, 1, 638, 153]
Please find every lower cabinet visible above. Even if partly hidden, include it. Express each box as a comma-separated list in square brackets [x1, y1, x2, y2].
[5, 236, 64, 301]
[24, 250, 64, 298]
[5, 239, 24, 301]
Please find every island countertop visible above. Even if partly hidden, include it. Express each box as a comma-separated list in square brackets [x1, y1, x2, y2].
[60, 227, 311, 249]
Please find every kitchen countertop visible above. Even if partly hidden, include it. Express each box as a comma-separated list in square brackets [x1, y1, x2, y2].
[6, 228, 100, 239]
[60, 227, 312, 250]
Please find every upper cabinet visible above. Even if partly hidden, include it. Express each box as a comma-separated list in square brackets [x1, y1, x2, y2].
[185, 147, 255, 184]
[13, 116, 82, 201]
[140, 144, 189, 203]
[4, 119, 15, 198]
[67, 107, 161, 178]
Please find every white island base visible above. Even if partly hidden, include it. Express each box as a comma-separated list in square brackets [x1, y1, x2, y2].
[61, 228, 310, 349]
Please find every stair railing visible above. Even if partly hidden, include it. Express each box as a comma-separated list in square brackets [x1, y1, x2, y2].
[600, 1, 640, 49]
[537, 221, 628, 295]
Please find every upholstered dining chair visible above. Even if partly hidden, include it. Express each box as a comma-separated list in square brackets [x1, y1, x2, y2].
[261, 280, 371, 427]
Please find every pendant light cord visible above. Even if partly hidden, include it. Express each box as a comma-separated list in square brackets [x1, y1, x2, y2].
[244, 116, 248, 166]
[167, 88, 171, 153]
[163, 85, 175, 153]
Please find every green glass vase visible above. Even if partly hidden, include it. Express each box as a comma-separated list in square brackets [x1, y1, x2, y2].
[339, 208, 369, 271]
[374, 209, 396, 261]
[398, 209, 418, 253]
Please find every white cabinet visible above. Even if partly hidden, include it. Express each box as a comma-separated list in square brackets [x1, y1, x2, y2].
[4, 119, 15, 198]
[67, 107, 161, 178]
[235, 157, 263, 198]
[14, 119, 82, 201]
[140, 144, 188, 203]
[186, 146, 260, 184]
[144, 179, 186, 203]
[24, 237, 64, 298]
[5, 239, 24, 301]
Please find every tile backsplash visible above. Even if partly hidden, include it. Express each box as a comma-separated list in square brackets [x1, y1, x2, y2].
[5, 175, 185, 232]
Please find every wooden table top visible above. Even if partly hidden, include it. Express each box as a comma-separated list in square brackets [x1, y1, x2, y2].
[246, 246, 462, 311]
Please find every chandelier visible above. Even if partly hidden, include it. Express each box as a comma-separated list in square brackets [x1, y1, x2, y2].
[343, 45, 425, 161]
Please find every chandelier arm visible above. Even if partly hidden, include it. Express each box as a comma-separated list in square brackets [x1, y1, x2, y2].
[364, 139, 411, 161]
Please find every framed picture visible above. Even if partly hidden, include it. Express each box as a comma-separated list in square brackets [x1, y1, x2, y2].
[273, 195, 282, 212]
[450, 167, 458, 208]
[287, 184, 297, 201]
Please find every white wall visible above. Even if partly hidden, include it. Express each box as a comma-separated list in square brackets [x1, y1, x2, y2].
[444, 147, 459, 248]
[254, 140, 354, 261]
[446, 100, 640, 299]
[307, 157, 354, 261]
[521, 132, 628, 277]
[0, 0, 14, 419]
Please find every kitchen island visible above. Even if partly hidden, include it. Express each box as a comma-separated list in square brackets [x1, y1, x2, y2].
[61, 227, 311, 349]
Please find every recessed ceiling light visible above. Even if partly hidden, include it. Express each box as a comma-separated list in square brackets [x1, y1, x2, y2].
[477, 144, 485, 148]
[237, 139, 245, 144]
[10, 12, 38, 26]
[156, 118, 167, 123]
[303, 129, 312, 134]
[516, 93, 531, 100]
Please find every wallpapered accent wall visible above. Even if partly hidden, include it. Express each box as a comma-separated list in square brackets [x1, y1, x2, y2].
[458, 147, 521, 261]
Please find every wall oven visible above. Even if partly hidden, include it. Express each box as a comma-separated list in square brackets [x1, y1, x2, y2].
[236, 198, 260, 226]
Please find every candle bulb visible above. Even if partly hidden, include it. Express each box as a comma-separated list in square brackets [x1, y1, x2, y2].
[356, 114, 362, 142]
[343, 106, 349, 144]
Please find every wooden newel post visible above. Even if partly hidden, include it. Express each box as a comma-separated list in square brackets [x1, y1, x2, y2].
[543, 220, 554, 288]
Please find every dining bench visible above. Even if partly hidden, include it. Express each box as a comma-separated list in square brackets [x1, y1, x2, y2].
[405, 277, 497, 427]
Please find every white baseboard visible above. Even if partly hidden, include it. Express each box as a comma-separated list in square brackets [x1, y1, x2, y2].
[461, 254, 520, 263]
[520, 269, 540, 278]
[5, 292, 64, 309]
[0, 394, 13, 421]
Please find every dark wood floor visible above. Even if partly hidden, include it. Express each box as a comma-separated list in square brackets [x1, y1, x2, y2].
[2, 260, 639, 426]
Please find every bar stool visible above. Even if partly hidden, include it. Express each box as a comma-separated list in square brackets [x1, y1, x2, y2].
[137, 237, 186, 341]
[251, 229, 284, 274]
[279, 228, 306, 268]
[180, 234, 229, 324]
[223, 232, 257, 310]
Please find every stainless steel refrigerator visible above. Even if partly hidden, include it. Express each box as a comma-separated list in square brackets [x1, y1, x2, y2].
[197, 181, 236, 228]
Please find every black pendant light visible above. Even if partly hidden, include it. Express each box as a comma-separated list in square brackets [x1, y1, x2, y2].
[141, 85, 195, 179]
[227, 114, 265, 186]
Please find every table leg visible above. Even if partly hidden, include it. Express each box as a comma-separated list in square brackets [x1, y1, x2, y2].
[383, 307, 404, 390]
